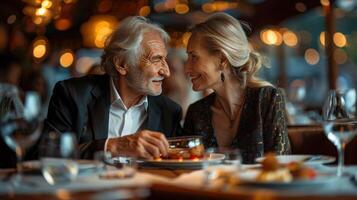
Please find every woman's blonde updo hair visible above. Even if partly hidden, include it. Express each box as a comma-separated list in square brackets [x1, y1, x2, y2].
[191, 12, 271, 88]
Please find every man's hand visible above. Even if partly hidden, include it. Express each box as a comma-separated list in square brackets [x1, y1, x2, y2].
[106, 130, 169, 159]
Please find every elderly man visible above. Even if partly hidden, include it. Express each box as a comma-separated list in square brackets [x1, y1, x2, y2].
[45, 16, 182, 159]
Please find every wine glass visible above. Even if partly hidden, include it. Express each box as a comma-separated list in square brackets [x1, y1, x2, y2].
[94, 151, 112, 172]
[40, 131, 79, 185]
[202, 147, 241, 188]
[0, 86, 43, 184]
[322, 89, 357, 176]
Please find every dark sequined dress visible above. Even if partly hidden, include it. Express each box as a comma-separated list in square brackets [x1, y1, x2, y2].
[182, 86, 291, 164]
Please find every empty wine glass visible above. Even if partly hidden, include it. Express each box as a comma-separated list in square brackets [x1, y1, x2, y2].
[322, 89, 357, 176]
[40, 132, 79, 185]
[0, 86, 43, 184]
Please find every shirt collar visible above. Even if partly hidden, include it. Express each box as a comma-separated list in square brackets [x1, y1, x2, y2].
[109, 77, 148, 111]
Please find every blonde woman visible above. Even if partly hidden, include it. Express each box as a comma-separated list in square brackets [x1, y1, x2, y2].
[182, 13, 291, 164]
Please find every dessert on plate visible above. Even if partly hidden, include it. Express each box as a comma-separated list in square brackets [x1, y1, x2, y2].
[256, 153, 317, 182]
[156, 136, 205, 160]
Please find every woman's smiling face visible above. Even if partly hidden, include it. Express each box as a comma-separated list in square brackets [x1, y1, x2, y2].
[184, 33, 222, 91]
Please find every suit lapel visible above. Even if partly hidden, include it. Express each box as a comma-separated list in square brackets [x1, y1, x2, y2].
[88, 76, 110, 140]
[146, 96, 162, 132]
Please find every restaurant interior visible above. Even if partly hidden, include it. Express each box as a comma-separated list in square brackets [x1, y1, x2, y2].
[0, 0, 357, 199]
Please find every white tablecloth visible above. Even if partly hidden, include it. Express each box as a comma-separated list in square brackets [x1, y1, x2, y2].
[0, 171, 171, 195]
[1, 165, 356, 196]
[171, 165, 357, 196]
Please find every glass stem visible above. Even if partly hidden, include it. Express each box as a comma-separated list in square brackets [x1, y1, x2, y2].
[15, 147, 24, 177]
[337, 143, 345, 177]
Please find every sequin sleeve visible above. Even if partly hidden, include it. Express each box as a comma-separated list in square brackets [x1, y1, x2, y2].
[263, 88, 291, 154]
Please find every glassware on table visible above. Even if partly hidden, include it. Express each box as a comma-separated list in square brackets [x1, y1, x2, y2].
[94, 150, 112, 173]
[166, 136, 204, 160]
[118, 156, 137, 177]
[202, 147, 241, 188]
[322, 89, 357, 176]
[99, 156, 137, 179]
[40, 132, 79, 185]
[0, 87, 43, 184]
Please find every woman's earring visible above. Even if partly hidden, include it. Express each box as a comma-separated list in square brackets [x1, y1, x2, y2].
[220, 72, 225, 82]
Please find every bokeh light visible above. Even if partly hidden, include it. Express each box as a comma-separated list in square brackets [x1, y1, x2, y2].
[55, 18, 72, 31]
[295, 2, 306, 12]
[202, 3, 216, 13]
[7, 15, 17, 24]
[283, 31, 298, 47]
[333, 32, 347, 47]
[33, 45, 46, 58]
[59, 50, 74, 68]
[139, 6, 151, 17]
[175, 4, 189, 14]
[81, 15, 118, 48]
[304, 48, 320, 65]
[320, 31, 325, 46]
[334, 48, 348, 64]
[260, 29, 282, 46]
[320, 0, 330, 6]
[32, 37, 48, 59]
[41, 0, 53, 9]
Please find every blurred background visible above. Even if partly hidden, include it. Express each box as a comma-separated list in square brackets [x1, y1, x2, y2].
[0, 0, 356, 125]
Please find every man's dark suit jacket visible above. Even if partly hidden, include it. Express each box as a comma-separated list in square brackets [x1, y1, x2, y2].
[45, 74, 182, 158]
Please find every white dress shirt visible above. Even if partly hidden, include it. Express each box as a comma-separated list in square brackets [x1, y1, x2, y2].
[108, 78, 148, 138]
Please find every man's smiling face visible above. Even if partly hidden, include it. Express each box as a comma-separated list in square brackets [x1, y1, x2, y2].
[126, 31, 170, 96]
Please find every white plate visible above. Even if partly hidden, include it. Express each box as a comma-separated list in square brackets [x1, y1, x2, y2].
[238, 169, 337, 188]
[139, 153, 225, 169]
[255, 155, 335, 165]
[23, 160, 98, 171]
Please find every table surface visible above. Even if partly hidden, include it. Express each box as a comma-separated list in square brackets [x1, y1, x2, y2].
[1, 164, 356, 200]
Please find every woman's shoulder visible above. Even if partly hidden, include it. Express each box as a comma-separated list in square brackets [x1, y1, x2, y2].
[247, 86, 281, 98]
[187, 92, 216, 111]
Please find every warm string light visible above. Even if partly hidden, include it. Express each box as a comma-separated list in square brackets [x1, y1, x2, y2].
[139, 6, 151, 17]
[59, 49, 74, 68]
[260, 28, 300, 47]
[320, 31, 347, 47]
[175, 4, 189, 14]
[202, 1, 238, 13]
[32, 37, 49, 60]
[333, 32, 347, 47]
[320, 0, 330, 7]
[305, 48, 320, 65]
[23, 0, 66, 26]
[283, 31, 298, 47]
[81, 15, 118, 48]
[260, 29, 282, 46]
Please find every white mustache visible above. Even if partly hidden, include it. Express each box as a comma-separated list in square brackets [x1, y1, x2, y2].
[152, 77, 164, 81]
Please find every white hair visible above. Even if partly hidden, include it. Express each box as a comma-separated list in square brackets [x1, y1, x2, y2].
[101, 16, 170, 77]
